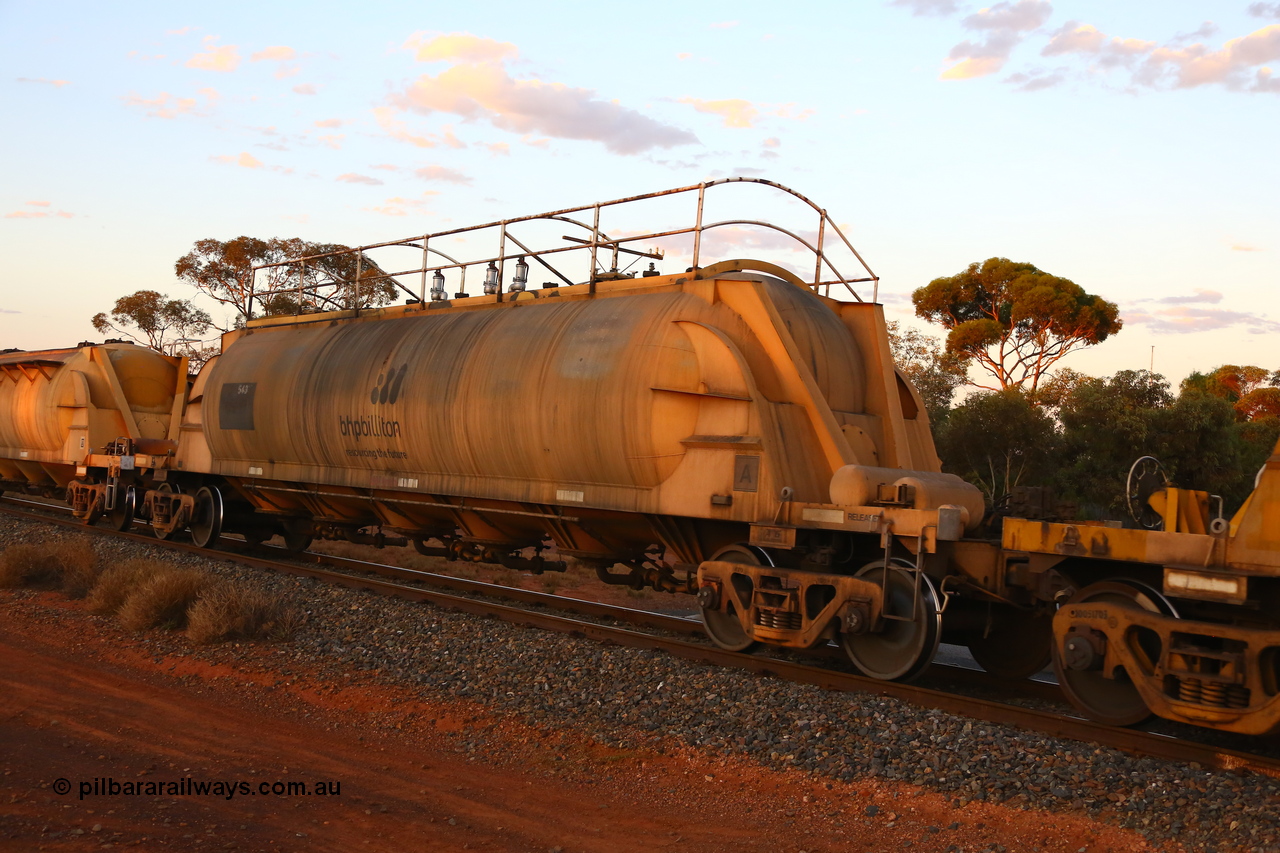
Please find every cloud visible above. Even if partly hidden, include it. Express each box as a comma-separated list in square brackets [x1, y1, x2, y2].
[679, 97, 758, 127]
[371, 163, 401, 171]
[186, 37, 240, 72]
[16, 77, 70, 87]
[251, 45, 296, 62]
[1006, 68, 1068, 90]
[1155, 288, 1223, 304]
[678, 98, 813, 128]
[0, 308, 20, 313]
[413, 165, 471, 184]
[890, 0, 959, 16]
[316, 134, 344, 149]
[166, 26, 196, 36]
[405, 32, 517, 63]
[121, 87, 219, 120]
[337, 173, 384, 185]
[942, 0, 1053, 80]
[762, 137, 780, 148]
[293, 83, 317, 95]
[1136, 24, 1280, 91]
[1042, 21, 1156, 70]
[385, 37, 698, 155]
[364, 191, 439, 217]
[1232, 243, 1264, 252]
[1171, 22, 1220, 43]
[1125, 305, 1280, 334]
[709, 21, 739, 29]
[5, 201, 74, 219]
[695, 224, 820, 256]
[212, 152, 264, 168]
[314, 118, 346, 128]
[1020, 19, 1280, 93]
[482, 141, 510, 156]
[372, 108, 468, 149]
[1250, 3, 1280, 19]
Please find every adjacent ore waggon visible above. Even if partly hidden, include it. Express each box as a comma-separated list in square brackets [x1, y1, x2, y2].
[3, 179, 1280, 736]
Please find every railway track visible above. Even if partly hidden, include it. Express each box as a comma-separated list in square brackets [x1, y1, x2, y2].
[4, 495, 1278, 781]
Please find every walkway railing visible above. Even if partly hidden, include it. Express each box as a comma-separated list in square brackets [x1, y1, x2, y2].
[248, 178, 880, 319]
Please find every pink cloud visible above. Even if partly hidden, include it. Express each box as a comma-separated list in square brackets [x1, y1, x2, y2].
[385, 54, 697, 155]
[186, 37, 240, 72]
[5, 203, 74, 219]
[404, 32, 518, 64]
[337, 173, 384, 185]
[364, 191, 439, 217]
[679, 97, 757, 128]
[1125, 304, 1280, 334]
[941, 0, 1053, 80]
[293, 83, 317, 95]
[251, 46, 296, 62]
[413, 165, 471, 184]
[314, 118, 346, 128]
[220, 152, 262, 168]
[1138, 24, 1280, 91]
[16, 77, 70, 87]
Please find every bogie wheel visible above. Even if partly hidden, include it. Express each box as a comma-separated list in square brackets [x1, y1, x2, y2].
[841, 559, 942, 682]
[190, 486, 224, 549]
[108, 485, 137, 532]
[281, 518, 314, 554]
[700, 544, 767, 653]
[967, 604, 1054, 680]
[1053, 579, 1178, 727]
[152, 483, 182, 541]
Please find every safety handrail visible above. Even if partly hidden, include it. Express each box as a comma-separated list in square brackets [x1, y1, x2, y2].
[247, 177, 879, 320]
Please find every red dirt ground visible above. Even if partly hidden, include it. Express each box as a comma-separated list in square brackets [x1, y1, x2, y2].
[0, 590, 1161, 853]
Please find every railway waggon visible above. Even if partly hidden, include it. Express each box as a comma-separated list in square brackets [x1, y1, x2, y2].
[3, 179, 1280, 736]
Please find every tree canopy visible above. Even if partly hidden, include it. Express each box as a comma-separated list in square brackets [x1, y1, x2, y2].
[885, 321, 966, 425]
[935, 390, 1059, 504]
[912, 257, 1122, 393]
[1182, 364, 1280, 422]
[91, 290, 212, 355]
[933, 366, 1279, 518]
[175, 237, 396, 328]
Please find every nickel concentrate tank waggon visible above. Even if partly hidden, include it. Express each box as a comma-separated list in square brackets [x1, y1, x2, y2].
[4, 179, 1280, 736]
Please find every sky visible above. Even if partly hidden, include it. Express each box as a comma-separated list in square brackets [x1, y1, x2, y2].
[2, 0, 1277, 387]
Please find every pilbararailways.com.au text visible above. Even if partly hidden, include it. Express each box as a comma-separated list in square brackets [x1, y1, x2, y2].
[56, 777, 341, 801]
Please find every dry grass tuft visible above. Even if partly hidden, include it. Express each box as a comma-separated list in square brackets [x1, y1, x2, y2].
[86, 559, 163, 616]
[49, 539, 100, 598]
[187, 581, 301, 644]
[0, 538, 100, 595]
[0, 544, 59, 589]
[116, 570, 209, 631]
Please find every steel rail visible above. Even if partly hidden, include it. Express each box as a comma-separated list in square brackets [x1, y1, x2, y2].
[2, 497, 1277, 780]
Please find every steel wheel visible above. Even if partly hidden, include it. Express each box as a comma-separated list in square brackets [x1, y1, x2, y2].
[700, 544, 765, 653]
[968, 605, 1054, 680]
[108, 485, 136, 532]
[281, 518, 314, 553]
[1053, 579, 1177, 727]
[190, 486, 224, 549]
[842, 560, 942, 682]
